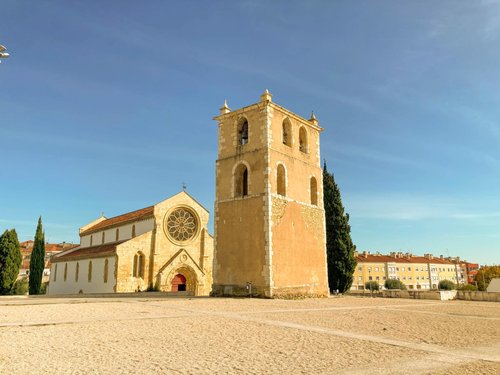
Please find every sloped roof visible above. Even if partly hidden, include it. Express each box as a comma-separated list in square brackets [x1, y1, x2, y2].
[52, 242, 126, 262]
[357, 254, 456, 265]
[80, 206, 154, 235]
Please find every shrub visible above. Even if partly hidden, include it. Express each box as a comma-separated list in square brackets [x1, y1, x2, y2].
[384, 279, 407, 290]
[438, 280, 456, 290]
[365, 281, 379, 291]
[11, 277, 29, 295]
[459, 284, 478, 291]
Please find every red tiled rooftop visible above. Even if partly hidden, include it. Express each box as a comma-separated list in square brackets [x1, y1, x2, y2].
[357, 254, 456, 264]
[53, 242, 126, 262]
[80, 206, 154, 235]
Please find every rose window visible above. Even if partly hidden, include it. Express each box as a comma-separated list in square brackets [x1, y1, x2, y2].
[166, 208, 198, 242]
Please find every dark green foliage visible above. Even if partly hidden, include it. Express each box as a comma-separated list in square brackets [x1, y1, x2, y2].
[323, 161, 357, 293]
[384, 278, 407, 290]
[365, 281, 379, 291]
[12, 277, 29, 295]
[29, 217, 45, 295]
[0, 229, 22, 294]
[459, 284, 478, 291]
[438, 280, 456, 290]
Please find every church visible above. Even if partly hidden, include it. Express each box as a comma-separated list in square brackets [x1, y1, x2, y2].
[48, 90, 329, 297]
[48, 191, 213, 295]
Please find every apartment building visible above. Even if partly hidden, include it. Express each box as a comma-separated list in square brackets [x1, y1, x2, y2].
[352, 251, 466, 290]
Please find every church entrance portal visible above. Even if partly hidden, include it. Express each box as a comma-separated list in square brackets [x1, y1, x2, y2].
[171, 274, 187, 292]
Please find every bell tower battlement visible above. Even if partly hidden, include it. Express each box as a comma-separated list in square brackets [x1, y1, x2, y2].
[212, 90, 329, 298]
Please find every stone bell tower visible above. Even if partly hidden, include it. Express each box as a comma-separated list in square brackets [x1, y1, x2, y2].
[211, 90, 329, 298]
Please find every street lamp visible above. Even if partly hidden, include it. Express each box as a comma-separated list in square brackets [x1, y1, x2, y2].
[0, 44, 10, 62]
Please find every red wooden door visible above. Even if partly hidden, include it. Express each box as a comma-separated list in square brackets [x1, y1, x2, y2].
[171, 274, 187, 292]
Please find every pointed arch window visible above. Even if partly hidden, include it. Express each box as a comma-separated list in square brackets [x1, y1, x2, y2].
[277, 164, 286, 196]
[310, 177, 318, 205]
[104, 258, 109, 283]
[299, 127, 308, 153]
[133, 252, 145, 279]
[238, 118, 249, 145]
[88, 261, 93, 282]
[282, 119, 292, 147]
[234, 163, 249, 197]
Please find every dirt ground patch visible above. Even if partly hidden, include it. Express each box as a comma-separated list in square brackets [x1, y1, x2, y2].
[0, 295, 498, 374]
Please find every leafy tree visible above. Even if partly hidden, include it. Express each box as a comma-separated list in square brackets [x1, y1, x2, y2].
[29, 217, 45, 295]
[365, 281, 379, 292]
[384, 279, 407, 290]
[323, 161, 357, 293]
[474, 265, 500, 291]
[438, 280, 455, 290]
[0, 229, 22, 294]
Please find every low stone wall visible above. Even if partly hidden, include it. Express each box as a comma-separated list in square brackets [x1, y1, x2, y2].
[382, 290, 456, 300]
[350, 289, 500, 302]
[456, 291, 500, 302]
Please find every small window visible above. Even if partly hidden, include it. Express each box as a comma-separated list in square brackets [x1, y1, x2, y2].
[282, 119, 292, 147]
[115, 228, 119, 241]
[104, 258, 109, 283]
[64, 263, 68, 282]
[90, 235, 93, 247]
[53, 264, 57, 282]
[299, 127, 308, 153]
[375, 267, 379, 272]
[369, 276, 373, 281]
[238, 118, 249, 145]
[88, 261, 93, 282]
[358, 267, 362, 271]
[408, 267, 411, 271]
[75, 262, 79, 282]
[310, 177, 318, 205]
[277, 164, 286, 196]
[102, 231, 105, 244]
[132, 225, 136, 238]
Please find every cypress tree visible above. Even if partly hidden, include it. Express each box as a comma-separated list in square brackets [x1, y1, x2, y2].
[29, 217, 45, 295]
[0, 229, 22, 294]
[323, 161, 357, 293]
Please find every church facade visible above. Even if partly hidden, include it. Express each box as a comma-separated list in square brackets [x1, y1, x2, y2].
[211, 91, 329, 298]
[48, 192, 213, 295]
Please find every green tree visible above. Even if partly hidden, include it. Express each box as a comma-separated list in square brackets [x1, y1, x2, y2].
[384, 279, 407, 290]
[365, 281, 379, 292]
[323, 161, 357, 293]
[0, 229, 22, 294]
[474, 265, 500, 291]
[29, 217, 45, 295]
[438, 280, 455, 290]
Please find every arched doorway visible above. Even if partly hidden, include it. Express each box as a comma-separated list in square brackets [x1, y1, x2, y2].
[171, 274, 187, 292]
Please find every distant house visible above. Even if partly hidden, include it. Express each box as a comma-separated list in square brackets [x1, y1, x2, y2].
[487, 278, 500, 293]
[18, 241, 78, 282]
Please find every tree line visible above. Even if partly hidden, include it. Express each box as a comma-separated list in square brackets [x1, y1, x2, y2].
[0, 217, 46, 295]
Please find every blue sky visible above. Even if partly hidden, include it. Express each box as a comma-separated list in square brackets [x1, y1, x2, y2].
[1, 1, 499, 265]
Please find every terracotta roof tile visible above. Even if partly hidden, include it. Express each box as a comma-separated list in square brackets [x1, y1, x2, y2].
[80, 206, 154, 235]
[53, 242, 125, 262]
[357, 254, 456, 264]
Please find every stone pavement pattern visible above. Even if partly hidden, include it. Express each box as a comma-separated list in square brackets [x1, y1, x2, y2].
[0, 296, 499, 374]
